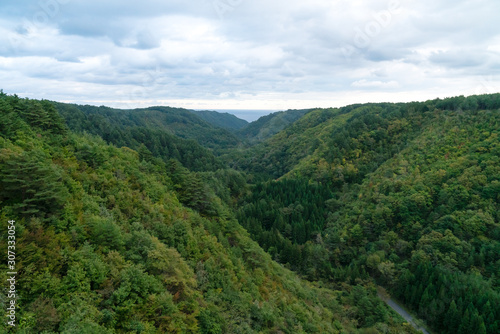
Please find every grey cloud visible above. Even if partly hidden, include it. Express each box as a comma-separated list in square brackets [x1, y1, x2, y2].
[57, 18, 113, 38]
[0, 0, 499, 109]
[133, 30, 160, 49]
[429, 50, 486, 69]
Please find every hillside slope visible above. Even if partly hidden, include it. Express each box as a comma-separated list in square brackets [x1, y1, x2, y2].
[235, 94, 500, 334]
[53, 103, 244, 172]
[54, 103, 241, 151]
[237, 109, 311, 143]
[190, 110, 248, 131]
[230, 106, 364, 179]
[0, 93, 418, 333]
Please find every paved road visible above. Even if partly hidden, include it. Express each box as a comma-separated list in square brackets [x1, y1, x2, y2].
[377, 287, 430, 334]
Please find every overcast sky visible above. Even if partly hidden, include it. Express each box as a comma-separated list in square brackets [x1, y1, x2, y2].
[1, 0, 499, 116]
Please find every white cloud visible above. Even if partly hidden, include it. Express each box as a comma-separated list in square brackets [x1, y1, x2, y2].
[0, 0, 499, 111]
[351, 79, 399, 89]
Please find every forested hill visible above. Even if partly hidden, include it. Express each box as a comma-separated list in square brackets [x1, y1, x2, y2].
[52, 102, 248, 172]
[54, 103, 241, 151]
[0, 92, 418, 333]
[1, 91, 499, 333]
[236, 108, 311, 143]
[235, 94, 500, 334]
[229, 106, 352, 179]
[190, 109, 248, 131]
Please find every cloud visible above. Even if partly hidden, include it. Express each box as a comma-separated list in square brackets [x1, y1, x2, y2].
[0, 0, 499, 111]
[429, 49, 488, 69]
[351, 79, 399, 89]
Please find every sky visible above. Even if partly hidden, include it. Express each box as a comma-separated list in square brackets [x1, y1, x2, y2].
[1, 0, 499, 119]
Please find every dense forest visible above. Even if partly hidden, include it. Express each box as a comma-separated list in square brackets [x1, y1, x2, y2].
[1, 90, 499, 333]
[0, 92, 416, 333]
[236, 109, 311, 144]
[235, 94, 500, 333]
[189, 110, 248, 132]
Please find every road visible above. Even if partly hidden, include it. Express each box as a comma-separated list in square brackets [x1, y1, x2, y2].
[377, 286, 430, 334]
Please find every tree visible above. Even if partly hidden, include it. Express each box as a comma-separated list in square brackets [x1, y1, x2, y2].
[444, 300, 459, 334]
[458, 308, 470, 334]
[0, 148, 69, 219]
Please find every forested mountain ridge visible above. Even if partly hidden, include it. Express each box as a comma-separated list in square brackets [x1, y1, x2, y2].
[52, 102, 247, 172]
[54, 103, 242, 150]
[228, 106, 362, 179]
[236, 109, 312, 143]
[0, 92, 418, 333]
[235, 94, 500, 334]
[189, 110, 248, 132]
[1, 91, 499, 333]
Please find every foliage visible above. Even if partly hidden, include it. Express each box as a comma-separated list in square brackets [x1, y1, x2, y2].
[190, 110, 248, 131]
[53, 102, 238, 171]
[236, 109, 311, 143]
[0, 93, 371, 333]
[233, 93, 500, 333]
[3, 91, 499, 333]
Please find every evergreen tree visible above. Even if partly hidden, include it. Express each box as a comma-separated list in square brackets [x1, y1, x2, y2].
[458, 308, 471, 334]
[444, 300, 460, 334]
[0, 149, 68, 219]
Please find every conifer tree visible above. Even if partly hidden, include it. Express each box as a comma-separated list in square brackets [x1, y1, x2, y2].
[0, 149, 68, 219]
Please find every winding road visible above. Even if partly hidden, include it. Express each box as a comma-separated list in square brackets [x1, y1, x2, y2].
[377, 287, 430, 334]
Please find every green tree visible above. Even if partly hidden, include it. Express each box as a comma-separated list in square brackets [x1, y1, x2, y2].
[0, 148, 68, 219]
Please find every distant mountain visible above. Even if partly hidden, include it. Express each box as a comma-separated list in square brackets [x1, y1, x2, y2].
[0, 92, 375, 333]
[233, 94, 500, 334]
[3, 91, 499, 334]
[190, 109, 248, 131]
[237, 109, 311, 143]
[52, 103, 245, 172]
[54, 103, 241, 150]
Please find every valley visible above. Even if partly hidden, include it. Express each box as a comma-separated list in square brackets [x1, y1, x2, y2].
[0, 91, 499, 333]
